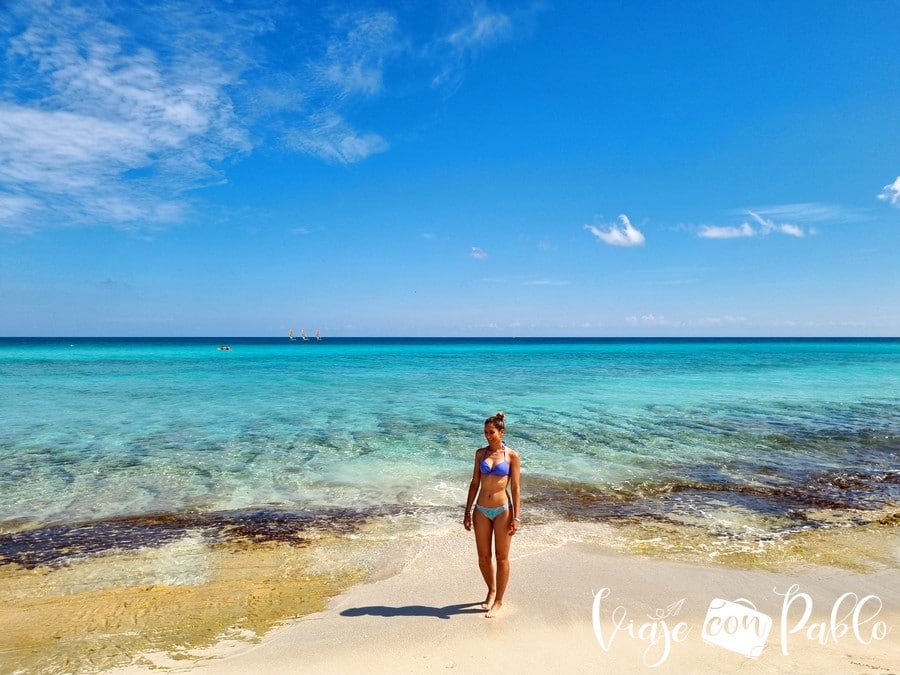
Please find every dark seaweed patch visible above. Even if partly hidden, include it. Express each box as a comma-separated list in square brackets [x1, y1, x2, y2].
[524, 468, 900, 525]
[0, 506, 380, 569]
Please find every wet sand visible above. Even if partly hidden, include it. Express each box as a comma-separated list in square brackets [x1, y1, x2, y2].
[0, 536, 364, 674]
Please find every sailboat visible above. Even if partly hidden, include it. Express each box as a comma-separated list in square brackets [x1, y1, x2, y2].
[300, 329, 309, 341]
[315, 329, 322, 341]
[289, 328, 296, 341]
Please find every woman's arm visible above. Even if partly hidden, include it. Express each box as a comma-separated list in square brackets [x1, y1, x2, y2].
[508, 449, 521, 535]
[463, 448, 483, 531]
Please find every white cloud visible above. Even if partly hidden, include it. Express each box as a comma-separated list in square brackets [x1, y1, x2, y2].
[447, 9, 512, 51]
[696, 315, 747, 327]
[0, 192, 38, 223]
[286, 112, 388, 164]
[696, 210, 810, 240]
[320, 61, 383, 98]
[523, 279, 570, 286]
[743, 203, 855, 222]
[314, 11, 399, 99]
[626, 313, 668, 327]
[585, 214, 646, 247]
[470, 246, 488, 260]
[748, 211, 805, 238]
[878, 176, 900, 206]
[0, 2, 524, 232]
[431, 7, 516, 89]
[697, 222, 755, 239]
[0, 1, 256, 231]
[0, 105, 158, 188]
[0, 3, 399, 230]
[777, 223, 805, 237]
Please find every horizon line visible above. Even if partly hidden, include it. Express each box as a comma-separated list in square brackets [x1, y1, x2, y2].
[2, 335, 898, 341]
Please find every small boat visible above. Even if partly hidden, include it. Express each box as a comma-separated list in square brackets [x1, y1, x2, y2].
[315, 329, 322, 341]
[289, 329, 296, 341]
[217, 345, 232, 351]
[301, 329, 309, 341]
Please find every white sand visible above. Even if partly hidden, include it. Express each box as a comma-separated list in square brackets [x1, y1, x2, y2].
[110, 524, 900, 674]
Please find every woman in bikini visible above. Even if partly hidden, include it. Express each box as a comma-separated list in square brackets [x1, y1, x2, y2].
[463, 412, 521, 618]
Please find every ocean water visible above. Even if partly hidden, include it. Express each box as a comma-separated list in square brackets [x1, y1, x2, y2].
[1, 337, 898, 568]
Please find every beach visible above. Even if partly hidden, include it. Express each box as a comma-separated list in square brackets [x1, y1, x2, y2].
[164, 524, 899, 675]
[1, 338, 898, 673]
[5, 0, 900, 670]
[2, 520, 897, 674]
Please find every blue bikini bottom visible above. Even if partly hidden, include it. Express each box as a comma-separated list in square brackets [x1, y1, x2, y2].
[475, 502, 510, 521]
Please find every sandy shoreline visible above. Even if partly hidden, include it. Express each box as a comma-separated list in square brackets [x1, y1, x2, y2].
[100, 523, 900, 675]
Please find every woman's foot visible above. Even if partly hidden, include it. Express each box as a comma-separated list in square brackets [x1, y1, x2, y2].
[481, 590, 496, 610]
[485, 600, 503, 618]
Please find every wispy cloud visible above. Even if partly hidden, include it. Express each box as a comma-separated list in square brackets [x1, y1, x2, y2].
[313, 11, 399, 99]
[697, 210, 812, 239]
[289, 9, 399, 165]
[285, 112, 388, 164]
[0, 192, 38, 225]
[0, 1, 264, 231]
[585, 214, 646, 247]
[748, 210, 807, 237]
[697, 222, 756, 239]
[695, 315, 747, 327]
[431, 6, 515, 89]
[626, 314, 748, 329]
[626, 313, 668, 327]
[1, 2, 520, 232]
[470, 246, 489, 260]
[878, 176, 900, 206]
[743, 202, 855, 223]
[446, 8, 513, 51]
[523, 279, 570, 286]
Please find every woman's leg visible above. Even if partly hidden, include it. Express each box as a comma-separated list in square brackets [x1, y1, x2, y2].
[486, 508, 512, 618]
[472, 509, 496, 609]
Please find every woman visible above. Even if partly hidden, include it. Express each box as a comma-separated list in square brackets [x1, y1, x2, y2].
[463, 412, 521, 618]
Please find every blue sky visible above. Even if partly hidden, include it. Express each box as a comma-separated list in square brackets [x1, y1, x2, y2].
[1, 0, 898, 337]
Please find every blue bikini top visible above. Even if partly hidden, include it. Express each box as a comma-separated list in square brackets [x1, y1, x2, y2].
[480, 445, 510, 477]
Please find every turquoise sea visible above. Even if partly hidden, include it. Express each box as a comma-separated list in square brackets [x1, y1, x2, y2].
[1, 337, 898, 567]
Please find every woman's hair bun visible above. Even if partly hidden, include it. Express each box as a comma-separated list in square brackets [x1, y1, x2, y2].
[485, 411, 506, 430]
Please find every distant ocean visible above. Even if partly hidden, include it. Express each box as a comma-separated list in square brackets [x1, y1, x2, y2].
[1, 337, 898, 568]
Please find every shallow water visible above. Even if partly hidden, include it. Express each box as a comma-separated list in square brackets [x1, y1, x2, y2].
[1, 338, 898, 567]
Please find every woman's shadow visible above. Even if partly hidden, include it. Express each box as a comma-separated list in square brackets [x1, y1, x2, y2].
[341, 602, 485, 620]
